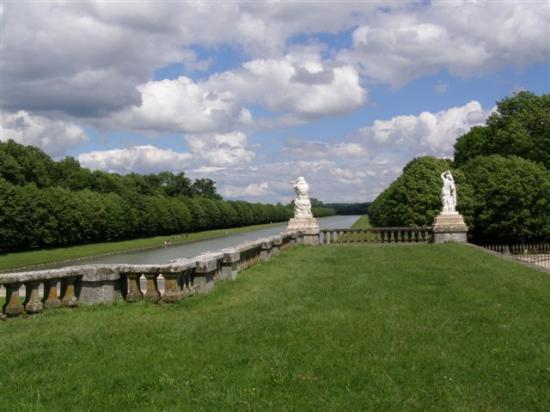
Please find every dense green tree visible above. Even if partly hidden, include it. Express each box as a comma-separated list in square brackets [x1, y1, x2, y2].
[368, 156, 468, 227]
[454, 91, 550, 168]
[192, 178, 222, 199]
[460, 155, 550, 243]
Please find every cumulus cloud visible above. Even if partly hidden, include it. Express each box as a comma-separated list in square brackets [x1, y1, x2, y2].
[199, 100, 492, 203]
[0, 2, 378, 117]
[113, 77, 249, 134]
[113, 50, 366, 133]
[359, 101, 488, 156]
[185, 132, 256, 166]
[282, 139, 366, 159]
[223, 182, 272, 198]
[209, 51, 366, 119]
[0, 111, 88, 157]
[78, 145, 192, 174]
[341, 1, 550, 86]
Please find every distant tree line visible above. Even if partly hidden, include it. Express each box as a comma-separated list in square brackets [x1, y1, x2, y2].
[369, 91, 550, 243]
[0, 140, 292, 252]
[324, 202, 370, 215]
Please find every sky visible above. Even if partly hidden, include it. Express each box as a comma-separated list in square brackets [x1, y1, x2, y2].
[1, 0, 549, 204]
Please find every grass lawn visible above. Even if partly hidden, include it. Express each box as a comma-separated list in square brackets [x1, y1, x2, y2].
[0, 222, 285, 272]
[350, 214, 372, 228]
[1, 244, 549, 411]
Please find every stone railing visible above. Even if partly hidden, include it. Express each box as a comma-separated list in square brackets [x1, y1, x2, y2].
[319, 227, 433, 244]
[0, 231, 300, 318]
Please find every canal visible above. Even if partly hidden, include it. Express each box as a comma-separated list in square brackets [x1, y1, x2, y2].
[48, 215, 359, 268]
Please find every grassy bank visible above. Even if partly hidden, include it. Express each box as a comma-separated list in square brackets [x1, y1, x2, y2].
[1, 244, 549, 410]
[350, 214, 372, 228]
[0, 222, 285, 272]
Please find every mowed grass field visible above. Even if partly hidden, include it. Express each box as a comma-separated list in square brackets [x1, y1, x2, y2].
[1, 244, 549, 411]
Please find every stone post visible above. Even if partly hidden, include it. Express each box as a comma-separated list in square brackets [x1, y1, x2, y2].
[44, 279, 62, 309]
[162, 272, 182, 303]
[260, 239, 273, 262]
[144, 273, 161, 302]
[61, 276, 79, 307]
[79, 266, 123, 305]
[272, 235, 282, 256]
[3, 282, 24, 317]
[194, 258, 217, 294]
[125, 273, 143, 302]
[221, 249, 240, 280]
[24, 281, 43, 314]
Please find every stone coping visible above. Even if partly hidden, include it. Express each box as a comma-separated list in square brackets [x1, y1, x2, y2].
[0, 231, 298, 285]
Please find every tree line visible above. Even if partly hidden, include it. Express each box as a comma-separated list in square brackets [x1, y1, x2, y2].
[369, 91, 550, 244]
[0, 141, 296, 251]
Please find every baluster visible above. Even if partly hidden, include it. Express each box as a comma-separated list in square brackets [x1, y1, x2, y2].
[144, 273, 160, 302]
[125, 273, 143, 302]
[24, 281, 43, 314]
[3, 282, 24, 317]
[61, 276, 78, 307]
[162, 272, 182, 303]
[44, 279, 62, 309]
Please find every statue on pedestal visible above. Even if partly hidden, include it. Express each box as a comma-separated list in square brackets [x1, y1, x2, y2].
[433, 169, 468, 243]
[287, 176, 319, 244]
[440, 170, 457, 213]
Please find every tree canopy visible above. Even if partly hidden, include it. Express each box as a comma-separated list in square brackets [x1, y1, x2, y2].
[370, 91, 550, 243]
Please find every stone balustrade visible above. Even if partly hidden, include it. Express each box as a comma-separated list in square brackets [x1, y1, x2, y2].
[0, 225, 442, 318]
[319, 227, 433, 244]
[0, 231, 304, 318]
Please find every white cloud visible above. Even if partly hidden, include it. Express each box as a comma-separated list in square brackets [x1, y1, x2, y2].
[282, 139, 366, 159]
[114, 51, 366, 134]
[78, 145, 192, 174]
[0, 2, 379, 117]
[0, 111, 88, 157]
[210, 51, 366, 118]
[113, 76, 247, 134]
[341, 1, 550, 86]
[185, 132, 255, 166]
[223, 182, 271, 198]
[359, 100, 488, 156]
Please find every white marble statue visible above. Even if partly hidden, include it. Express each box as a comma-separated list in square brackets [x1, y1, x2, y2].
[292, 176, 313, 218]
[440, 170, 457, 213]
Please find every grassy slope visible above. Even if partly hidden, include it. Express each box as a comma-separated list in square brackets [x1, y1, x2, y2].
[0, 222, 285, 272]
[1, 244, 549, 411]
[350, 214, 372, 228]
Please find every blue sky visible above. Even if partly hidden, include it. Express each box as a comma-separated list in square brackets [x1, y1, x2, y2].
[1, 1, 549, 203]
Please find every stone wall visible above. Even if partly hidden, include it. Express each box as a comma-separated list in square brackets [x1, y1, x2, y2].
[0, 231, 302, 318]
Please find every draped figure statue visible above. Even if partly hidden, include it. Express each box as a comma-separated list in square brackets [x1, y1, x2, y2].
[292, 176, 313, 218]
[440, 170, 457, 213]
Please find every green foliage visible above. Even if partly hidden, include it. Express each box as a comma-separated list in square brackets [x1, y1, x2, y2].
[1, 245, 549, 410]
[372, 91, 550, 242]
[324, 202, 370, 215]
[369, 156, 464, 227]
[454, 91, 550, 168]
[350, 215, 372, 229]
[0, 140, 292, 251]
[460, 155, 550, 243]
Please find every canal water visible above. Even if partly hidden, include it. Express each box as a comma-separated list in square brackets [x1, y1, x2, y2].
[45, 215, 359, 268]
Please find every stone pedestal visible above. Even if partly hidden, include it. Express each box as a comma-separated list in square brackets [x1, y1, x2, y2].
[287, 218, 320, 245]
[433, 212, 468, 243]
